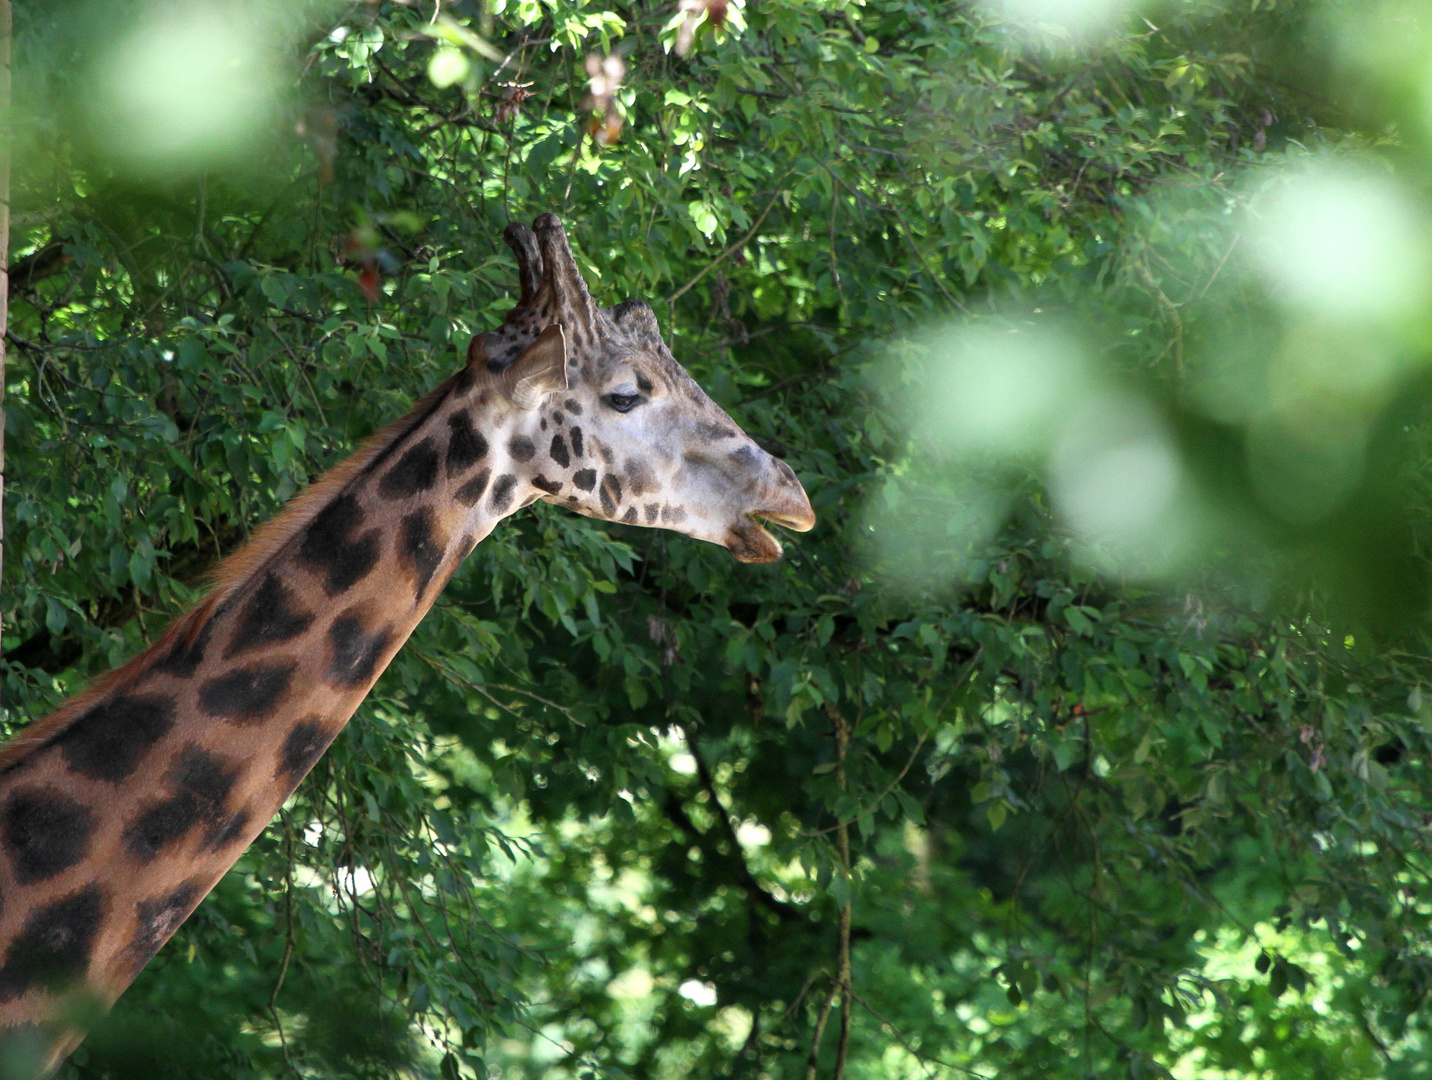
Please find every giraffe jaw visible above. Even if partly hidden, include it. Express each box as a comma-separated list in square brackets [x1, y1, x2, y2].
[726, 508, 816, 563]
[725, 517, 786, 563]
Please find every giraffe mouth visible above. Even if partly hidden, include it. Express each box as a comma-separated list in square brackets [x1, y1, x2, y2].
[726, 508, 815, 564]
[726, 518, 785, 563]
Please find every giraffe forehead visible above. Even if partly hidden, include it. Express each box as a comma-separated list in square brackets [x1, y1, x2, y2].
[573, 342, 704, 397]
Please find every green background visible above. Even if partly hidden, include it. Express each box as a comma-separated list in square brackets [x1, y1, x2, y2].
[8, 0, 1432, 1076]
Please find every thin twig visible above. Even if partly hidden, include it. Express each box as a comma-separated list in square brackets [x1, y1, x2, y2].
[667, 177, 792, 305]
[802, 976, 837, 1080]
[847, 985, 993, 1078]
[1133, 257, 1184, 388]
[804, 649, 982, 838]
[829, 704, 853, 1080]
[827, 172, 846, 315]
[802, 731, 928, 839]
[1194, 230, 1241, 302]
[268, 810, 298, 1075]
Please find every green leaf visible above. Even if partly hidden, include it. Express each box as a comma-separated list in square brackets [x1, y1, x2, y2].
[987, 799, 1008, 832]
[1269, 962, 1288, 999]
[128, 549, 152, 591]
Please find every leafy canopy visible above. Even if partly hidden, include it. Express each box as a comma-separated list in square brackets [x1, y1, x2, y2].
[8, 0, 1432, 1078]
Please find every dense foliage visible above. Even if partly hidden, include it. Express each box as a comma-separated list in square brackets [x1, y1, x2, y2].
[9, 0, 1432, 1077]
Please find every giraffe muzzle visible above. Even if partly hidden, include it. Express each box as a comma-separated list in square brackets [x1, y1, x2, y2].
[725, 469, 816, 563]
[752, 455, 816, 533]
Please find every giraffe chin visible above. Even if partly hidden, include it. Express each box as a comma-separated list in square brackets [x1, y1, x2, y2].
[725, 518, 785, 564]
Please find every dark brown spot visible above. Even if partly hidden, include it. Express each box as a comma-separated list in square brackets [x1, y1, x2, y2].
[622, 507, 638, 524]
[573, 468, 597, 492]
[400, 508, 445, 600]
[278, 718, 337, 780]
[509, 435, 536, 463]
[491, 474, 518, 512]
[532, 475, 562, 495]
[700, 422, 738, 440]
[550, 433, 570, 469]
[644, 504, 660, 524]
[599, 479, 617, 517]
[327, 611, 397, 687]
[154, 618, 213, 678]
[47, 694, 175, 783]
[570, 427, 584, 458]
[455, 468, 491, 506]
[565, 398, 583, 416]
[3, 790, 97, 884]
[624, 459, 656, 497]
[125, 881, 201, 974]
[226, 572, 314, 659]
[378, 438, 441, 499]
[176, 744, 243, 836]
[446, 412, 488, 473]
[661, 504, 688, 524]
[199, 662, 297, 724]
[0, 885, 107, 1001]
[554, 411, 565, 425]
[123, 745, 240, 863]
[299, 494, 381, 595]
[122, 805, 194, 864]
[206, 810, 251, 850]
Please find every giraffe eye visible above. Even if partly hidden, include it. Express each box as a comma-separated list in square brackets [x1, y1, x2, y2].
[605, 392, 640, 413]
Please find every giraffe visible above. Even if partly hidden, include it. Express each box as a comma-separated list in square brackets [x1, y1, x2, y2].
[0, 213, 815, 1076]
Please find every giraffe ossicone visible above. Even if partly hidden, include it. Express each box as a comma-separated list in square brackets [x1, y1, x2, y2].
[0, 213, 814, 1076]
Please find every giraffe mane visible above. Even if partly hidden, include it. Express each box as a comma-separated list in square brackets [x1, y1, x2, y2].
[0, 368, 466, 772]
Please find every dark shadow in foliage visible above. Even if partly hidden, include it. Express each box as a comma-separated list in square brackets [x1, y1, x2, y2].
[68, 1002, 260, 1080]
[301, 989, 420, 1079]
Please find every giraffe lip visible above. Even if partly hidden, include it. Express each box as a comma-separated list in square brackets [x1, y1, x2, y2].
[726, 506, 815, 563]
[750, 509, 815, 533]
[725, 518, 785, 563]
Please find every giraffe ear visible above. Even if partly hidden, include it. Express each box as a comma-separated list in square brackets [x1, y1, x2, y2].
[501, 324, 568, 410]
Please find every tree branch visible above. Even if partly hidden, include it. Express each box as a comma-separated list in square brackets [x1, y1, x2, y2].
[666, 178, 790, 306]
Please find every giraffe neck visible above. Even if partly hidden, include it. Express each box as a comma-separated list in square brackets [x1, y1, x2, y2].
[0, 363, 544, 1063]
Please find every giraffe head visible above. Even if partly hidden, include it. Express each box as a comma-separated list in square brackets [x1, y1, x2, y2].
[467, 214, 815, 562]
